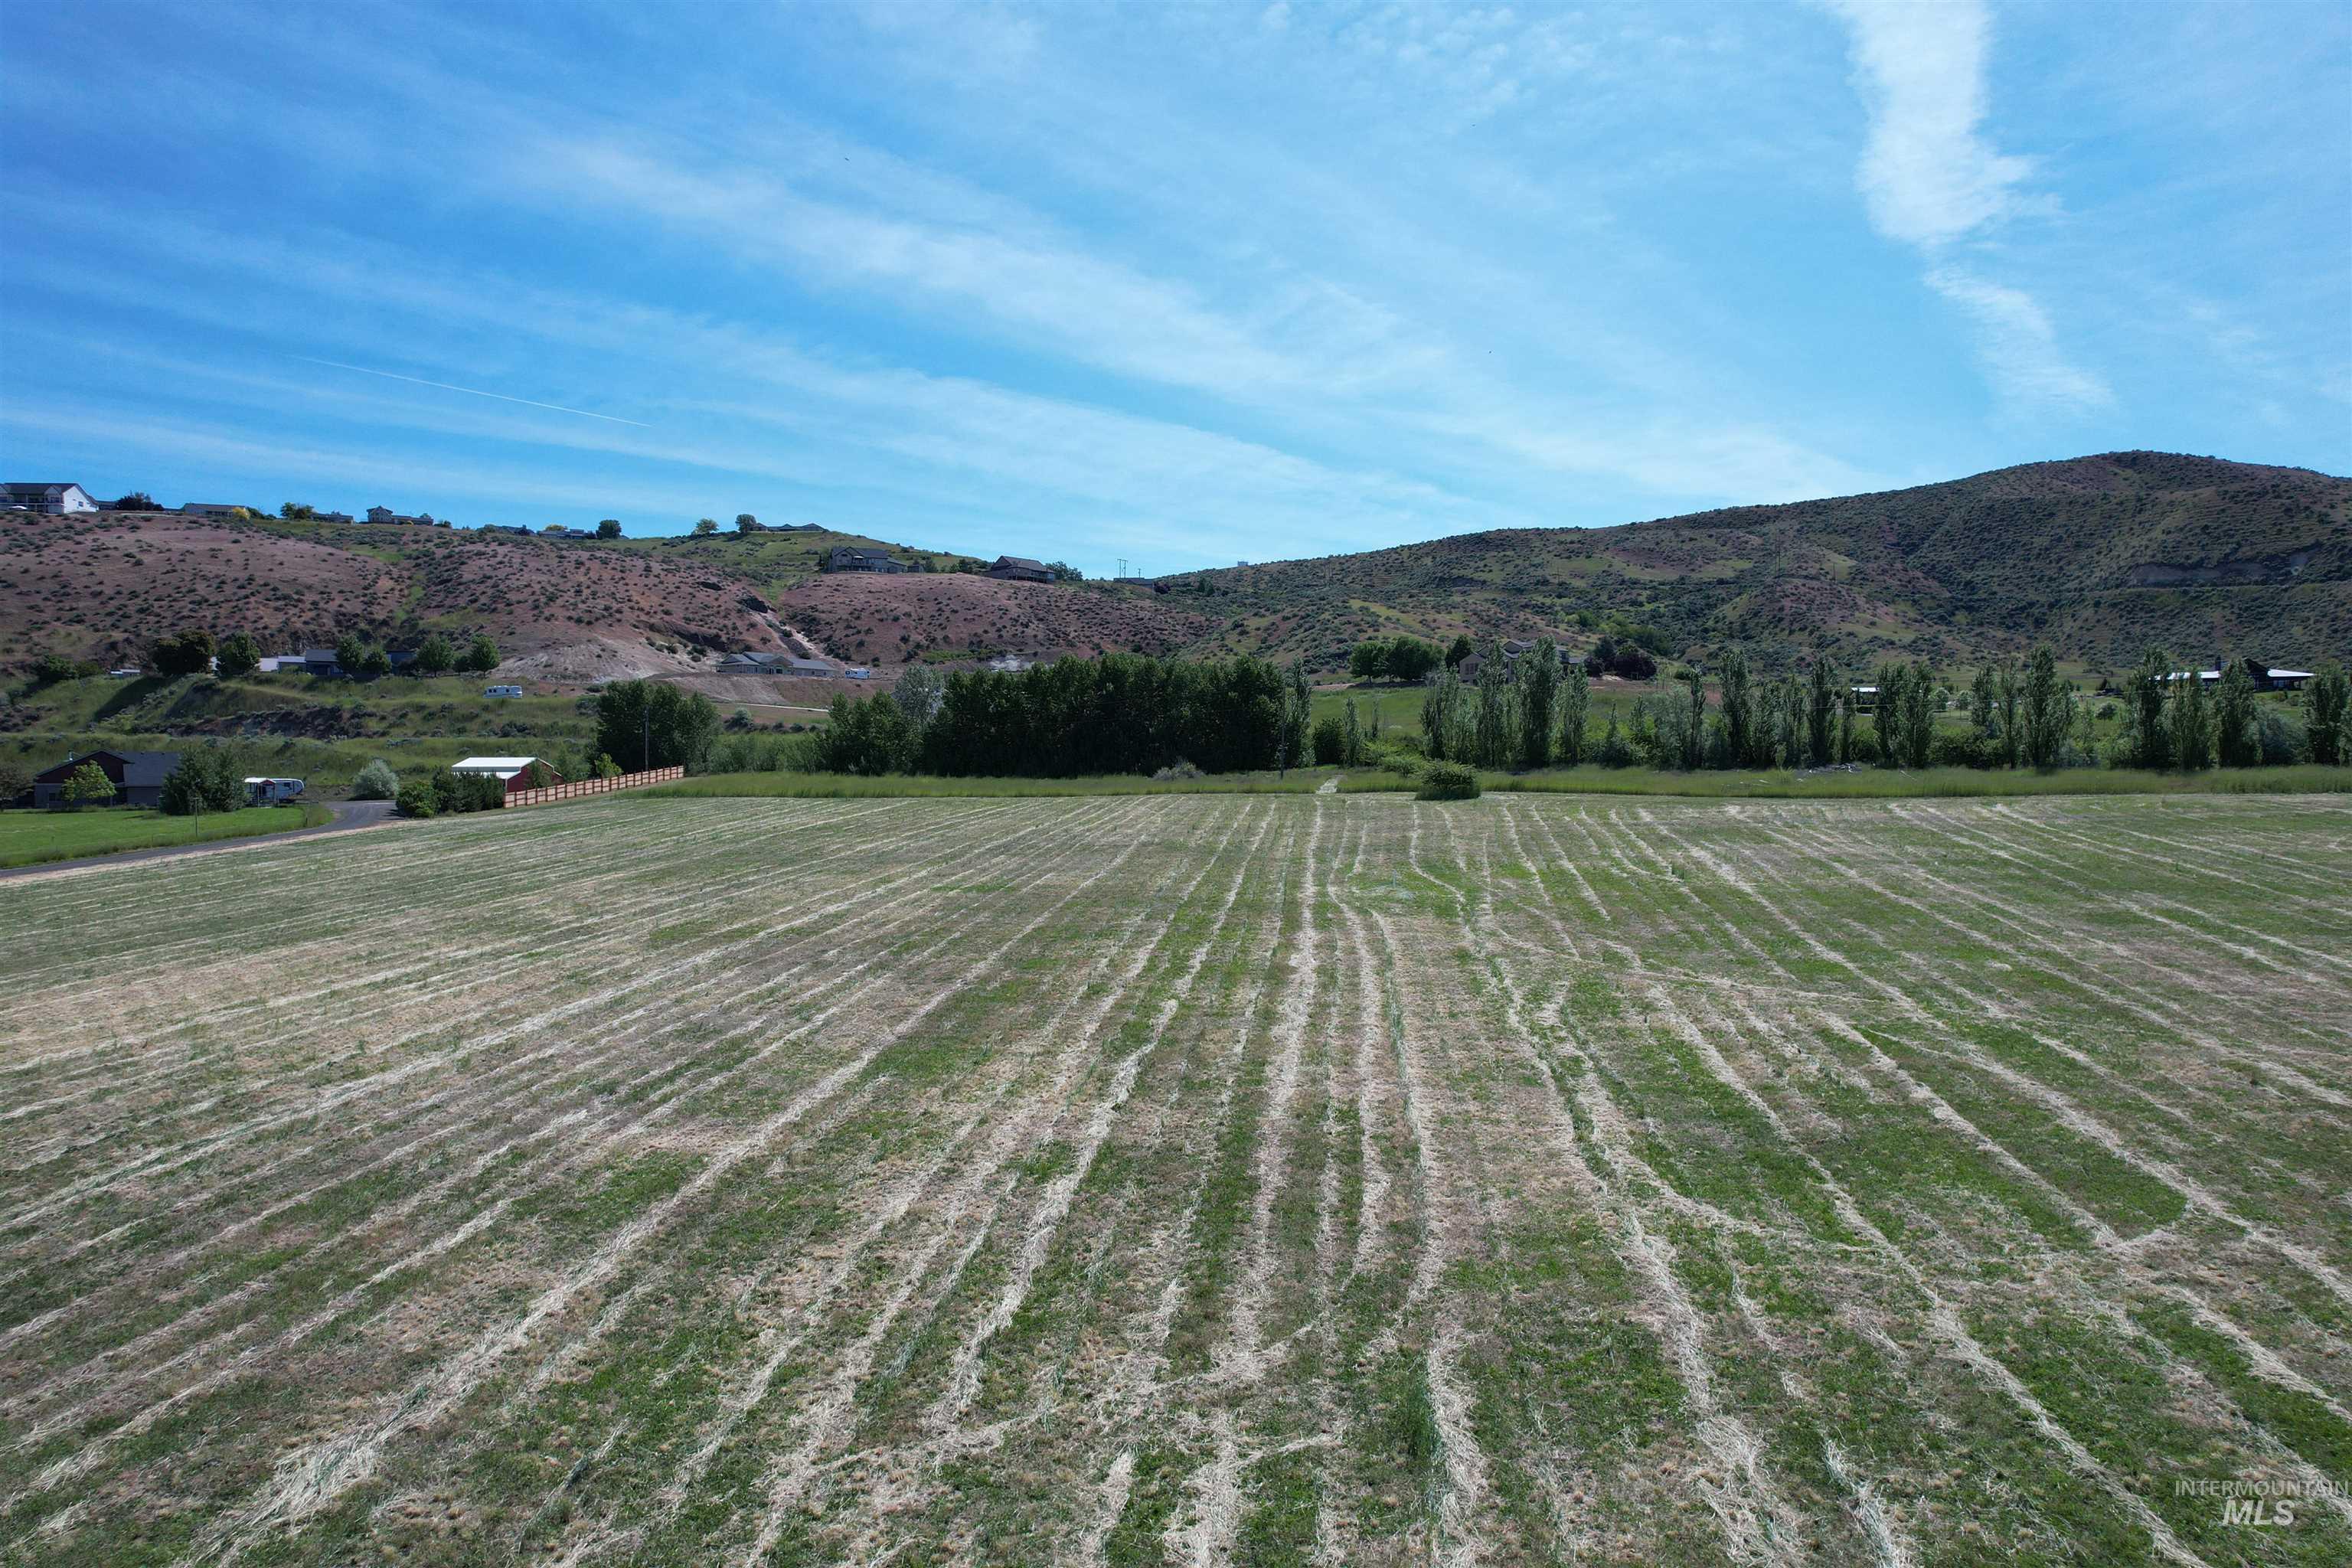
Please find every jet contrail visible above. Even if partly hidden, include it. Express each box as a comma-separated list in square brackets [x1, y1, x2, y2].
[293, 357, 652, 427]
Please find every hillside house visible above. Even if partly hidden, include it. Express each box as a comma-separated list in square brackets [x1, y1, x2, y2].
[4, 482, 100, 514]
[32, 750, 181, 808]
[786, 656, 836, 677]
[314, 510, 355, 524]
[828, 546, 910, 573]
[717, 652, 786, 674]
[2165, 660, 2316, 693]
[301, 647, 342, 677]
[365, 507, 443, 526]
[987, 555, 1052, 583]
[178, 501, 247, 518]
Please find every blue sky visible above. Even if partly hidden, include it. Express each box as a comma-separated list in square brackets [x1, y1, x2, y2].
[2, 1, 2345, 573]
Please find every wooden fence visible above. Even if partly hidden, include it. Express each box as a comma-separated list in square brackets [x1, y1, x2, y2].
[501, 766, 684, 808]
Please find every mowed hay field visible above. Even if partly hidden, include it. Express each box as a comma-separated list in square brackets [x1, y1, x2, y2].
[3, 795, 2350, 1566]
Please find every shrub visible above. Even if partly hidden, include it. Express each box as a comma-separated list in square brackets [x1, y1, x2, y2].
[160, 750, 240, 815]
[1152, 758, 1204, 782]
[394, 779, 438, 818]
[1930, 730, 1999, 769]
[2258, 710, 2308, 766]
[152, 628, 216, 678]
[32, 651, 96, 685]
[1310, 714, 1347, 766]
[1416, 761, 1480, 801]
[350, 759, 400, 800]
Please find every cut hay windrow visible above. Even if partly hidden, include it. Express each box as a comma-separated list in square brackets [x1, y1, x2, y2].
[3, 792, 2347, 1566]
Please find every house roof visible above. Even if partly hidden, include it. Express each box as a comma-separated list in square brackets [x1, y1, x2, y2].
[992, 555, 1048, 572]
[785, 657, 835, 673]
[38, 749, 181, 787]
[451, 756, 548, 779]
[3, 482, 87, 498]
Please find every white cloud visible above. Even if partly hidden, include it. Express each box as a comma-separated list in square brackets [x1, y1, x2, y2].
[1926, 268, 2112, 413]
[1824, 0, 2106, 416]
[1824, 0, 2035, 248]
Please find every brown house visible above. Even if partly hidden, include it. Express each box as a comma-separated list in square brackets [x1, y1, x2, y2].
[32, 750, 181, 808]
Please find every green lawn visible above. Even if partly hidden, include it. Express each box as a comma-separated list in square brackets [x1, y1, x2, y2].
[0, 804, 328, 869]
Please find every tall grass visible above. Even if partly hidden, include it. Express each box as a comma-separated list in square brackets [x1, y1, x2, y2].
[632, 761, 2352, 802]
[637, 768, 1419, 799]
[1456, 763, 2352, 799]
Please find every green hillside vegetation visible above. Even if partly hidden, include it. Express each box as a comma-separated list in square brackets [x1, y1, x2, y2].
[1170, 452, 2350, 675]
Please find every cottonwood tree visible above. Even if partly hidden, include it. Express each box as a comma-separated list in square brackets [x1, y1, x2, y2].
[462, 635, 500, 674]
[1558, 659, 1590, 766]
[2308, 662, 2350, 766]
[2171, 662, 2216, 769]
[1343, 697, 1363, 766]
[60, 762, 116, 808]
[2022, 645, 2068, 769]
[415, 633, 454, 675]
[2214, 659, 2260, 767]
[1516, 642, 1558, 769]
[694, 518, 719, 535]
[1808, 657, 1837, 765]
[734, 514, 760, 533]
[1421, 668, 1464, 762]
[152, 628, 215, 678]
[2122, 650, 2174, 769]
[1471, 639, 1512, 768]
[1717, 646, 1755, 766]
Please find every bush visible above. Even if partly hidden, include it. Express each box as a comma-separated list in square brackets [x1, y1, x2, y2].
[1930, 730, 2000, 769]
[32, 651, 96, 685]
[1416, 761, 1480, 801]
[1310, 714, 1347, 766]
[2258, 709, 2308, 766]
[160, 750, 241, 815]
[1152, 758, 1204, 782]
[350, 759, 400, 800]
[394, 779, 438, 818]
[152, 628, 216, 678]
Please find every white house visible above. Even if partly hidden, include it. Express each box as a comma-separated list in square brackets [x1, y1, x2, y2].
[4, 482, 100, 514]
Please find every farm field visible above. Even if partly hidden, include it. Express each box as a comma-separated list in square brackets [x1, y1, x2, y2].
[2, 793, 2350, 1566]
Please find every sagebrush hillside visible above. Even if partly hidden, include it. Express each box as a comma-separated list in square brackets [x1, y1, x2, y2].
[6, 453, 2344, 683]
[1178, 452, 2350, 673]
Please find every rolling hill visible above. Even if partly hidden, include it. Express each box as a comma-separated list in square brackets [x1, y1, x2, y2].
[4, 453, 2345, 691]
[1174, 452, 2351, 675]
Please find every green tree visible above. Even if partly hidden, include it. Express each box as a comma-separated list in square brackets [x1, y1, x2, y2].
[160, 749, 240, 815]
[1558, 659, 1590, 766]
[1445, 634, 1473, 669]
[1717, 645, 1755, 767]
[595, 679, 721, 773]
[734, 514, 760, 534]
[415, 632, 455, 675]
[1471, 640, 1512, 769]
[1677, 668, 1707, 771]
[358, 645, 394, 679]
[2171, 665, 2215, 770]
[334, 632, 366, 673]
[1277, 662, 1312, 773]
[152, 628, 216, 678]
[463, 635, 500, 674]
[33, 651, 93, 684]
[279, 501, 316, 520]
[0, 759, 31, 805]
[892, 664, 946, 733]
[106, 492, 157, 511]
[1971, 665, 1999, 737]
[1310, 714, 1347, 766]
[2214, 659, 2260, 766]
[2122, 649, 2174, 769]
[1516, 642, 1558, 769]
[1348, 640, 1388, 681]
[1996, 660, 2024, 767]
[2308, 662, 2350, 766]
[60, 761, 117, 808]
[1835, 689, 1857, 764]
[394, 779, 438, 818]
[2021, 645, 2067, 769]
[596, 518, 622, 539]
[1807, 656, 1837, 766]
[1342, 697, 1363, 766]
[215, 632, 262, 680]
[1421, 668, 1463, 761]
[694, 518, 719, 536]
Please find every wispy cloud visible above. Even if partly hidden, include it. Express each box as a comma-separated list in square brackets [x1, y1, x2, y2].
[1823, 0, 2107, 415]
[292, 358, 653, 426]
